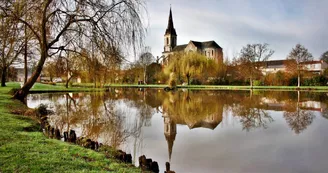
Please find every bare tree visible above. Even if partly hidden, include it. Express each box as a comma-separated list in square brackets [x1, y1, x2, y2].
[238, 43, 274, 87]
[0, 13, 24, 86]
[138, 47, 154, 84]
[1, 0, 146, 100]
[287, 44, 313, 87]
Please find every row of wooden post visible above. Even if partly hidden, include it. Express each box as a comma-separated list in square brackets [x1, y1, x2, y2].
[39, 113, 167, 172]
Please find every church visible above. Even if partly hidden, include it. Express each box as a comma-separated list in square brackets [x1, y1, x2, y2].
[162, 8, 223, 65]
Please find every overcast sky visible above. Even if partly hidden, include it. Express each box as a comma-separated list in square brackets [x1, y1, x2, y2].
[142, 0, 328, 61]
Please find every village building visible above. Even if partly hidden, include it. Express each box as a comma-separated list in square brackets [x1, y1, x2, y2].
[259, 59, 328, 75]
[162, 8, 223, 66]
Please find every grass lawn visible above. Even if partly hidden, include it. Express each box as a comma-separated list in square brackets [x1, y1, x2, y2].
[6, 82, 106, 93]
[0, 86, 140, 173]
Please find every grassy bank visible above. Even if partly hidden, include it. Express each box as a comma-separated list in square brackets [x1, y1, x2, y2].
[0, 86, 140, 173]
[6, 82, 106, 93]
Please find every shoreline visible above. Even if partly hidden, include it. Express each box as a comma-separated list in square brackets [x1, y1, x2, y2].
[0, 86, 142, 173]
[29, 82, 328, 93]
[5, 82, 328, 94]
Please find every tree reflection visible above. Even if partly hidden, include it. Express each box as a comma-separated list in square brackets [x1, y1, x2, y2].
[47, 92, 146, 150]
[283, 92, 315, 134]
[284, 109, 314, 134]
[230, 92, 273, 131]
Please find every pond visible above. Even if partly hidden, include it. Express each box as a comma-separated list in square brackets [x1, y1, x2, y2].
[27, 89, 328, 173]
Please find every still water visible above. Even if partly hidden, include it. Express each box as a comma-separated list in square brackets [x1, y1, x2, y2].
[27, 89, 328, 173]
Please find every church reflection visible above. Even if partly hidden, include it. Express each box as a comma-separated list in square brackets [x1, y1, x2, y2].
[161, 90, 224, 167]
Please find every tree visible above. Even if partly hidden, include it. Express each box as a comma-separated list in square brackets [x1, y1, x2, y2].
[165, 52, 214, 85]
[138, 48, 154, 84]
[320, 51, 328, 64]
[287, 44, 313, 87]
[64, 52, 83, 88]
[146, 63, 162, 84]
[0, 13, 24, 86]
[1, 0, 146, 100]
[237, 43, 274, 87]
[42, 61, 57, 82]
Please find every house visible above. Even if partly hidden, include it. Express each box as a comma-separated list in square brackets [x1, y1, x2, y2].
[300, 60, 328, 75]
[259, 59, 328, 75]
[162, 8, 223, 65]
[11, 64, 32, 82]
[259, 60, 294, 75]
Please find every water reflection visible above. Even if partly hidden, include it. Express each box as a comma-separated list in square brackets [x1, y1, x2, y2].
[27, 89, 328, 172]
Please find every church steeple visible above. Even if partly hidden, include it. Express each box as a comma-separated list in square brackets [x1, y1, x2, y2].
[165, 7, 177, 36]
[164, 7, 177, 52]
[163, 114, 176, 162]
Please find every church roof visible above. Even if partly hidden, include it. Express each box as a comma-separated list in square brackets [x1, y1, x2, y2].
[190, 40, 222, 49]
[171, 41, 222, 52]
[165, 8, 177, 36]
[172, 44, 187, 52]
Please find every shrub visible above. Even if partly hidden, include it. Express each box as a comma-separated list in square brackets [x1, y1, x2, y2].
[190, 78, 202, 85]
[36, 104, 54, 117]
[302, 75, 328, 86]
[168, 72, 177, 88]
[208, 78, 228, 85]
[288, 77, 298, 86]
[253, 80, 262, 86]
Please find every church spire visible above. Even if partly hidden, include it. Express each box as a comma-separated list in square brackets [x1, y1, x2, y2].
[165, 7, 177, 36]
[163, 115, 176, 162]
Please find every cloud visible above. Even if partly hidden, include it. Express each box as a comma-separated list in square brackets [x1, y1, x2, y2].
[142, 0, 328, 61]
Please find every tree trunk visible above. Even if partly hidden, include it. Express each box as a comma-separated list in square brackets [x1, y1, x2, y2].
[24, 33, 28, 84]
[1, 66, 7, 87]
[250, 76, 253, 88]
[14, 50, 47, 101]
[297, 70, 301, 88]
[143, 66, 146, 84]
[66, 76, 72, 88]
[187, 75, 190, 85]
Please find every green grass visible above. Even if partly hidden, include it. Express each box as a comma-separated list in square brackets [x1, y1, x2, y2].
[0, 86, 141, 173]
[5, 82, 106, 93]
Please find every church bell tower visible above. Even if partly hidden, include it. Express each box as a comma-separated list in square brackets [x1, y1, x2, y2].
[164, 7, 177, 52]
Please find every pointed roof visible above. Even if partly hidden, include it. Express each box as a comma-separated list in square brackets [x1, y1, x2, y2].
[165, 7, 177, 36]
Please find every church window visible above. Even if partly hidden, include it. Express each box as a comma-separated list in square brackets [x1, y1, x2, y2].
[166, 37, 169, 45]
[212, 50, 214, 56]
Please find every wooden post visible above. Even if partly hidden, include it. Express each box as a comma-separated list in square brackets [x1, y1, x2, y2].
[165, 162, 170, 172]
[50, 127, 55, 138]
[55, 129, 61, 140]
[69, 130, 76, 143]
[150, 161, 159, 173]
[63, 132, 68, 142]
[126, 154, 132, 163]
